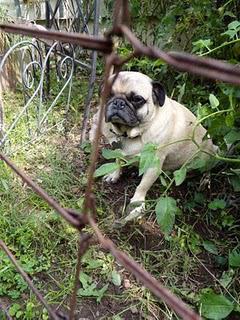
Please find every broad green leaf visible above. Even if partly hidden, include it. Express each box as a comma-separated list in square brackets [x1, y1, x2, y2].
[78, 282, 108, 301]
[9, 290, 21, 299]
[111, 270, 121, 286]
[209, 94, 219, 109]
[192, 39, 212, 52]
[177, 83, 186, 103]
[222, 29, 237, 39]
[219, 270, 234, 288]
[94, 162, 120, 177]
[203, 241, 218, 255]
[102, 148, 124, 160]
[139, 143, 160, 176]
[160, 175, 168, 187]
[222, 21, 240, 39]
[224, 130, 240, 144]
[215, 256, 228, 267]
[85, 259, 104, 269]
[223, 11, 236, 19]
[80, 141, 92, 153]
[221, 213, 235, 227]
[79, 272, 92, 289]
[77, 197, 84, 210]
[194, 192, 205, 204]
[230, 175, 240, 191]
[16, 311, 23, 319]
[78, 282, 96, 296]
[78, 272, 108, 302]
[197, 105, 211, 120]
[96, 284, 109, 302]
[153, 59, 166, 67]
[200, 292, 234, 319]
[208, 199, 226, 210]
[174, 167, 187, 186]
[229, 249, 240, 267]
[187, 157, 206, 170]
[155, 196, 180, 235]
[9, 304, 21, 317]
[228, 20, 240, 30]
[225, 113, 235, 127]
[125, 156, 139, 166]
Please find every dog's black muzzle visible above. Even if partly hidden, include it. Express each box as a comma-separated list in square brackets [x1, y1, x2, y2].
[105, 97, 139, 127]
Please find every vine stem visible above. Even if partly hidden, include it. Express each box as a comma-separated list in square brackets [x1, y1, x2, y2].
[192, 108, 232, 141]
[162, 150, 201, 196]
[200, 39, 240, 57]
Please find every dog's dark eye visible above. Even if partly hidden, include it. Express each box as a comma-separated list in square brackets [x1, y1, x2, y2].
[129, 95, 146, 106]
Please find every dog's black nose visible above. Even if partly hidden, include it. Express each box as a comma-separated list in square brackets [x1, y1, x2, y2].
[105, 97, 139, 126]
[105, 98, 127, 122]
[111, 98, 126, 110]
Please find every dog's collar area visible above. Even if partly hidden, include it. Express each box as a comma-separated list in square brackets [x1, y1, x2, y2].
[110, 128, 136, 139]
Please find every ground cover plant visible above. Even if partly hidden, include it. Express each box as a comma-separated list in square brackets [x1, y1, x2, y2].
[0, 0, 240, 319]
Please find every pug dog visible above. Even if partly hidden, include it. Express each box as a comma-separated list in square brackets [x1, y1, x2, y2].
[89, 71, 216, 224]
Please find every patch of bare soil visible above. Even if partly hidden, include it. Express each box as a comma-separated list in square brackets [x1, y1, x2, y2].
[60, 298, 140, 320]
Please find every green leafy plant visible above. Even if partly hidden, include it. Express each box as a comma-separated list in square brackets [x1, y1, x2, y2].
[78, 272, 108, 302]
[155, 196, 181, 235]
[200, 290, 234, 320]
[1, 1, 240, 319]
[202, 240, 219, 255]
[222, 20, 240, 39]
[229, 249, 240, 267]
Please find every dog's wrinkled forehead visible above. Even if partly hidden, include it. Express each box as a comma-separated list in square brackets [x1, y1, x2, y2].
[110, 71, 152, 98]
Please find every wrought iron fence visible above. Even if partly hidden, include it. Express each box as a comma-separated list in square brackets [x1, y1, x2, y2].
[1, 0, 240, 319]
[0, 0, 100, 150]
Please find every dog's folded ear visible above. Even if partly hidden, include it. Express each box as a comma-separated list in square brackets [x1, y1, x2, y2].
[152, 81, 165, 107]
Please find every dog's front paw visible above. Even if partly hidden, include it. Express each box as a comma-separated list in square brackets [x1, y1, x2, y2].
[124, 201, 145, 222]
[112, 201, 145, 229]
[103, 170, 121, 184]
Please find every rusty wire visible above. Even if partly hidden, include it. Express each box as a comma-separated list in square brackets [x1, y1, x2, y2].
[0, 23, 113, 54]
[2, 20, 240, 85]
[89, 217, 201, 320]
[0, 305, 13, 320]
[118, 25, 240, 85]
[0, 151, 201, 320]
[0, 152, 87, 230]
[112, 0, 131, 34]
[1, 1, 239, 319]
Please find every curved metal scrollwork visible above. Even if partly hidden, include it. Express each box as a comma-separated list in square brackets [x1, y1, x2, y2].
[21, 44, 42, 90]
[0, 0, 100, 152]
[0, 39, 75, 152]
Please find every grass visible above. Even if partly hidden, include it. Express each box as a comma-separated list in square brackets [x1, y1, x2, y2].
[0, 79, 240, 320]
